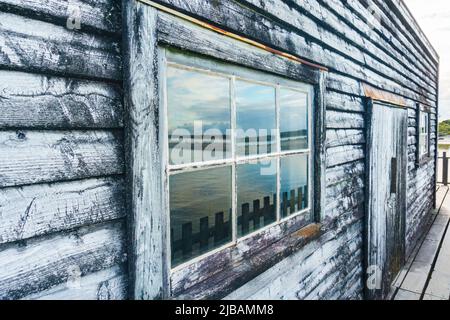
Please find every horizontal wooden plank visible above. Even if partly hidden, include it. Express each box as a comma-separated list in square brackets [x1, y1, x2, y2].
[0, 12, 121, 80]
[326, 129, 365, 148]
[0, 220, 126, 300]
[22, 265, 128, 300]
[0, 130, 124, 188]
[326, 91, 365, 113]
[326, 190, 365, 221]
[0, 176, 126, 245]
[326, 160, 365, 187]
[326, 111, 365, 130]
[0, 0, 121, 34]
[326, 145, 365, 168]
[326, 175, 364, 202]
[0, 71, 123, 129]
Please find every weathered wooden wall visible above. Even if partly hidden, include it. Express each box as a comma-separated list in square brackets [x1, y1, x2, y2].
[148, 0, 436, 299]
[0, 0, 438, 300]
[0, 0, 128, 299]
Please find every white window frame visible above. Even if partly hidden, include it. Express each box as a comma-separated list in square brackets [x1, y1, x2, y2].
[419, 111, 430, 158]
[417, 105, 431, 165]
[162, 49, 315, 270]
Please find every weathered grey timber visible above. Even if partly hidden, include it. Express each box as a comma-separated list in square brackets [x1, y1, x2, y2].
[0, 71, 123, 129]
[0, 0, 439, 300]
[122, 0, 168, 300]
[0, 0, 127, 300]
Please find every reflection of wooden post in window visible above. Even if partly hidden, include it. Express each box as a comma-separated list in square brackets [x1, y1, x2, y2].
[214, 212, 226, 245]
[253, 200, 261, 229]
[199, 217, 209, 252]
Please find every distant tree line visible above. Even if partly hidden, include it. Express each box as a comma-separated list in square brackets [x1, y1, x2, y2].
[439, 120, 450, 137]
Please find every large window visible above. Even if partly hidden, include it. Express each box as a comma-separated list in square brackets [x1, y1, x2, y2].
[165, 51, 314, 268]
[418, 109, 430, 160]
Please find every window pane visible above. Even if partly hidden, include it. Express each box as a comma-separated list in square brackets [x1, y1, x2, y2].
[419, 112, 429, 157]
[167, 66, 231, 165]
[280, 89, 308, 151]
[236, 81, 276, 157]
[236, 161, 277, 237]
[170, 167, 232, 267]
[280, 155, 309, 218]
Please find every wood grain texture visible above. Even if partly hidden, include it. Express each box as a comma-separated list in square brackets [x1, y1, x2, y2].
[326, 91, 365, 113]
[0, 71, 123, 129]
[326, 111, 365, 129]
[0, 177, 126, 245]
[22, 265, 128, 300]
[0, 0, 435, 301]
[156, 0, 436, 106]
[223, 215, 363, 300]
[242, 0, 436, 93]
[0, 130, 124, 188]
[374, 0, 439, 66]
[365, 102, 408, 299]
[171, 212, 314, 298]
[326, 145, 365, 168]
[0, 0, 121, 35]
[157, 13, 320, 85]
[123, 1, 167, 300]
[324, 0, 437, 83]
[0, 11, 121, 80]
[326, 129, 365, 148]
[0, 221, 127, 300]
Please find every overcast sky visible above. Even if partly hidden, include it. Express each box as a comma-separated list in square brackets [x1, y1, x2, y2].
[404, 0, 450, 120]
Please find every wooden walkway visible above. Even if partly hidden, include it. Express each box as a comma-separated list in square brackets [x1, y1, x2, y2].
[391, 185, 450, 300]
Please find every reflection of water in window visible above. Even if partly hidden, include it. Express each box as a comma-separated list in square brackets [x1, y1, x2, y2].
[280, 155, 309, 218]
[170, 167, 232, 267]
[237, 161, 277, 237]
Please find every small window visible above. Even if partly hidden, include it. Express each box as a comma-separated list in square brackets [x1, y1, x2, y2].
[165, 51, 314, 268]
[418, 109, 430, 160]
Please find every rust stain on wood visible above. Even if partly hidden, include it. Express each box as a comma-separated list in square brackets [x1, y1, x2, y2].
[137, 0, 328, 71]
[363, 83, 407, 107]
[293, 224, 321, 239]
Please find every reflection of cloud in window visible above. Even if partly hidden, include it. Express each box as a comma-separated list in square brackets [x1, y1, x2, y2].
[167, 67, 231, 133]
[236, 80, 276, 131]
[280, 89, 308, 134]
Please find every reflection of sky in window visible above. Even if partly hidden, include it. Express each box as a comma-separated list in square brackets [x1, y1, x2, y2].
[167, 66, 231, 134]
[236, 81, 276, 156]
[236, 81, 276, 131]
[280, 89, 308, 151]
[280, 89, 308, 133]
[280, 155, 308, 193]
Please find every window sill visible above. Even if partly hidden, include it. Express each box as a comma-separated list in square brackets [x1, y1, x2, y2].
[170, 214, 323, 299]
